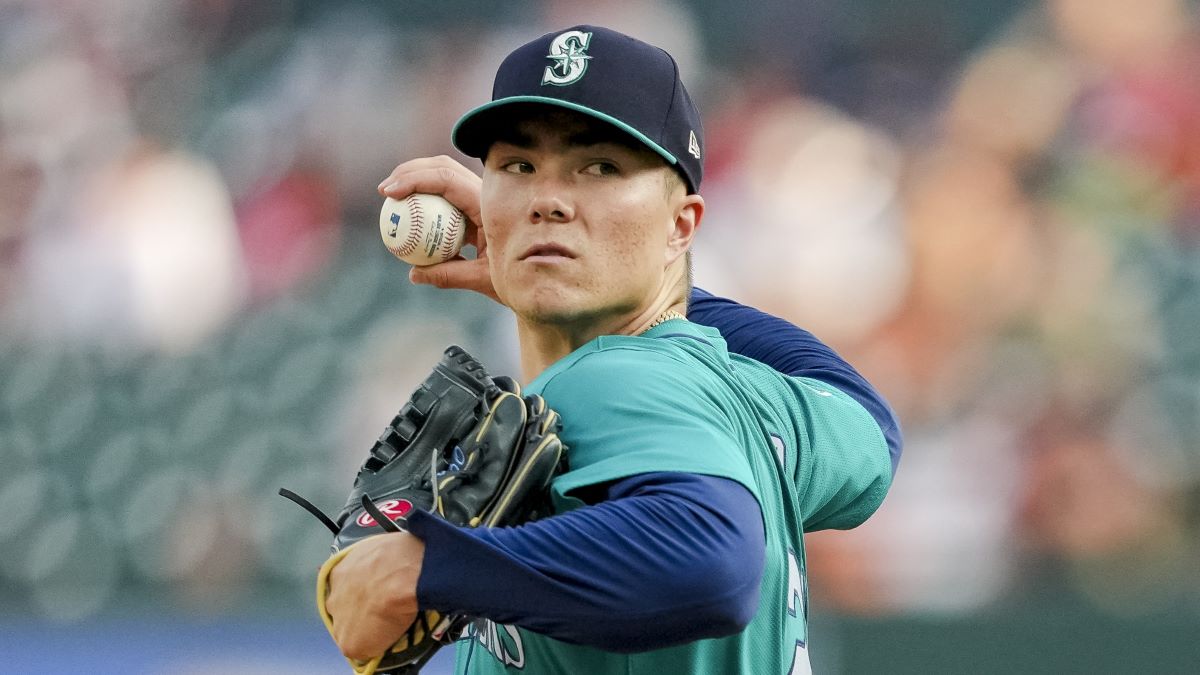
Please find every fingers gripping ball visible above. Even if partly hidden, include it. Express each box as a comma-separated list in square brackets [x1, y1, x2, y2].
[281, 346, 568, 675]
[380, 194, 467, 266]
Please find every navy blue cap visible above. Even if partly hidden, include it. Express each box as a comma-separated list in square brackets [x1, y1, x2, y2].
[452, 26, 704, 193]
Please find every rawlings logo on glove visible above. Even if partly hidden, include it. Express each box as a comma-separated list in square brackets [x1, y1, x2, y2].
[281, 345, 568, 674]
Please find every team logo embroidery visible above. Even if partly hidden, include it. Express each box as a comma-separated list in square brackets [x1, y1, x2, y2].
[688, 130, 701, 159]
[542, 30, 593, 86]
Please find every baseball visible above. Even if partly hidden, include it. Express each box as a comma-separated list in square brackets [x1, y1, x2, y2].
[379, 194, 467, 266]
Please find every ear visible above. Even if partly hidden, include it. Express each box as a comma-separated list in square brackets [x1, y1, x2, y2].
[665, 193, 704, 265]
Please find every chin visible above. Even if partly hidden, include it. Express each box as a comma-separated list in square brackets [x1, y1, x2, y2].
[515, 299, 590, 326]
[506, 285, 600, 326]
[500, 272, 643, 328]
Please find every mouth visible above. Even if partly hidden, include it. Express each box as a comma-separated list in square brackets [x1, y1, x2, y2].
[519, 243, 577, 261]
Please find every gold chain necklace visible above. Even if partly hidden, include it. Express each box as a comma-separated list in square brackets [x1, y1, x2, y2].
[645, 309, 687, 332]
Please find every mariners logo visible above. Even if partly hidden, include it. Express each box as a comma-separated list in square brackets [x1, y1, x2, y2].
[542, 30, 593, 86]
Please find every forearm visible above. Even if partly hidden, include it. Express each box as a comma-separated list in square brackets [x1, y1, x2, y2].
[409, 472, 765, 652]
[688, 287, 903, 475]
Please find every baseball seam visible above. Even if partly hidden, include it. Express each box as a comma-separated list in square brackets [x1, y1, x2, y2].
[440, 208, 463, 260]
[396, 198, 424, 258]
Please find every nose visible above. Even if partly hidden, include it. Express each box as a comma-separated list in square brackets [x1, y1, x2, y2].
[528, 181, 574, 224]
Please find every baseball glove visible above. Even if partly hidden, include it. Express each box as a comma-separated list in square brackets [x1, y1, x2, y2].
[280, 345, 568, 675]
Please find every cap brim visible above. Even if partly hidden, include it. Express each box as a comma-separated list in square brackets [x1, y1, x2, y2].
[451, 96, 679, 167]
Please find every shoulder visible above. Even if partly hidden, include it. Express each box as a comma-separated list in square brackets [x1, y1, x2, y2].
[537, 340, 762, 501]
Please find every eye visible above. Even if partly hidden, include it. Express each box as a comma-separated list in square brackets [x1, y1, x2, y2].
[582, 161, 620, 177]
[501, 161, 534, 174]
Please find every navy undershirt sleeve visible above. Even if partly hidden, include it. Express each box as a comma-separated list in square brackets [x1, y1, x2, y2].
[688, 287, 903, 476]
[411, 472, 765, 653]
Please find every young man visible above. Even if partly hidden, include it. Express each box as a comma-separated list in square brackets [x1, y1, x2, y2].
[325, 26, 899, 674]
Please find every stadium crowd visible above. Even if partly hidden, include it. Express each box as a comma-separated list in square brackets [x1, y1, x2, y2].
[0, 0, 1195, 666]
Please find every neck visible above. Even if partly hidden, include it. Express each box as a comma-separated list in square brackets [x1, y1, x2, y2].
[516, 279, 688, 382]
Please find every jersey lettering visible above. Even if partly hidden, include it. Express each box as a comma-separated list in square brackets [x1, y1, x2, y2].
[469, 619, 526, 669]
[784, 548, 810, 674]
[786, 548, 805, 619]
[786, 641, 812, 675]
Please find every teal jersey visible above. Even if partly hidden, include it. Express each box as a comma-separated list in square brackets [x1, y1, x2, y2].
[457, 320, 891, 674]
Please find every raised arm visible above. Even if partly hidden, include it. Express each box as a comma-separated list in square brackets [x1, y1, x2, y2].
[688, 287, 902, 476]
[378, 155, 899, 478]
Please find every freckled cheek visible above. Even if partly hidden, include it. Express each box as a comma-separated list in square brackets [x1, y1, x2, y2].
[592, 219, 659, 281]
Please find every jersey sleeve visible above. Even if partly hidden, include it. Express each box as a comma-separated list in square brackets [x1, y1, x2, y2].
[784, 374, 893, 531]
[537, 347, 760, 505]
[410, 472, 764, 650]
[689, 286, 902, 477]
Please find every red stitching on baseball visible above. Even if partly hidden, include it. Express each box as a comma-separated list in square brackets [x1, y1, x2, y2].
[396, 197, 424, 258]
[440, 208, 463, 260]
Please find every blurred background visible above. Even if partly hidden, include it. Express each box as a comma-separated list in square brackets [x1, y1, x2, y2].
[1, 0, 1198, 672]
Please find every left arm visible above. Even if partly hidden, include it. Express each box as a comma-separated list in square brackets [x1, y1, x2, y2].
[324, 472, 764, 659]
[411, 471, 765, 652]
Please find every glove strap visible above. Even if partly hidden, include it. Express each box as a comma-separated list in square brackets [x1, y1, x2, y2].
[278, 488, 339, 535]
[360, 494, 405, 533]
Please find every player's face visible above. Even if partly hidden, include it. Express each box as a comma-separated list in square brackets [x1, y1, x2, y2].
[480, 111, 687, 326]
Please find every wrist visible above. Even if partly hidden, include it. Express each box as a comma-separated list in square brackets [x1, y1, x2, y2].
[372, 532, 426, 620]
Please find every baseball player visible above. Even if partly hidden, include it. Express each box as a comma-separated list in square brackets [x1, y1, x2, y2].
[325, 25, 900, 674]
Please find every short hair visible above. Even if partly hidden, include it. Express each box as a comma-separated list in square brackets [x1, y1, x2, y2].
[663, 165, 686, 199]
[682, 249, 694, 308]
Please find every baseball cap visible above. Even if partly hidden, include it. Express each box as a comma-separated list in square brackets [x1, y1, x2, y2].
[452, 25, 704, 193]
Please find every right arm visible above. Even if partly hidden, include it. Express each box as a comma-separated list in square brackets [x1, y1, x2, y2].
[687, 288, 902, 477]
[376, 158, 901, 477]
[377, 156, 499, 301]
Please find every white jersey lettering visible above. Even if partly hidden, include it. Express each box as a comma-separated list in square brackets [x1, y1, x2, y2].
[471, 619, 526, 670]
[787, 548, 804, 618]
